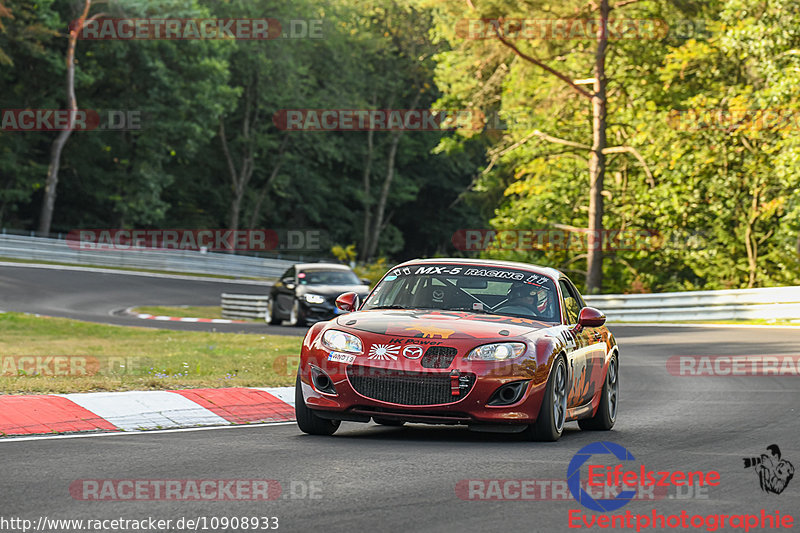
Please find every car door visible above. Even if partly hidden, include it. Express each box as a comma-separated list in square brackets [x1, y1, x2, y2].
[560, 278, 607, 408]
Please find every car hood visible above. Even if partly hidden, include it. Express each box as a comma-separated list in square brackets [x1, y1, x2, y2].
[335, 309, 555, 340]
[298, 284, 370, 298]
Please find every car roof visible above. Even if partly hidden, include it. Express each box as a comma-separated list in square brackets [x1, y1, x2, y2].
[294, 263, 352, 271]
[390, 257, 561, 279]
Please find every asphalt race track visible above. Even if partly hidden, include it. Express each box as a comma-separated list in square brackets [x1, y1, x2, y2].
[0, 263, 305, 335]
[2, 320, 799, 531]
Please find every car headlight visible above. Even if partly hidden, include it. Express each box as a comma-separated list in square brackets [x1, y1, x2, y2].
[466, 342, 527, 361]
[322, 329, 363, 354]
[304, 293, 326, 304]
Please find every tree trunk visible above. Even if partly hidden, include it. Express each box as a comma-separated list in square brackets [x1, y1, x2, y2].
[219, 115, 254, 252]
[365, 129, 402, 260]
[359, 127, 375, 262]
[585, 0, 609, 293]
[364, 91, 420, 261]
[248, 136, 289, 228]
[38, 0, 92, 235]
[744, 187, 760, 288]
[219, 76, 258, 249]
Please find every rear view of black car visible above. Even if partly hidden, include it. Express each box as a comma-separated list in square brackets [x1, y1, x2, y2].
[266, 263, 370, 326]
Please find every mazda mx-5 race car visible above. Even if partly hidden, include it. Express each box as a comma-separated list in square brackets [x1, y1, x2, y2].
[295, 258, 619, 441]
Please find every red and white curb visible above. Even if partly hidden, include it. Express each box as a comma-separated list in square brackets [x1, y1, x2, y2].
[134, 313, 247, 324]
[0, 387, 294, 437]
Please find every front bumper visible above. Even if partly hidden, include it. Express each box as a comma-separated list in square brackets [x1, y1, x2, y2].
[298, 346, 549, 425]
[298, 300, 348, 323]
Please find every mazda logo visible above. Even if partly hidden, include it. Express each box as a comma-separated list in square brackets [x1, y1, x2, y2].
[403, 345, 424, 359]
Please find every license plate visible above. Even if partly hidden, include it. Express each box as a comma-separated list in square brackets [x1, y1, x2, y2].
[327, 352, 356, 364]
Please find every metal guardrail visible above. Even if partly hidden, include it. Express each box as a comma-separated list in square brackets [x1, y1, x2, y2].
[222, 287, 800, 324]
[0, 233, 297, 279]
[221, 293, 268, 319]
[584, 287, 800, 322]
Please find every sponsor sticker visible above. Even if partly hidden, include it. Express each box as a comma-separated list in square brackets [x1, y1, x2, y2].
[368, 344, 400, 361]
[404, 326, 455, 339]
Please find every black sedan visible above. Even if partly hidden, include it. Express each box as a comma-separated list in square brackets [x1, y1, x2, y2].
[266, 263, 371, 326]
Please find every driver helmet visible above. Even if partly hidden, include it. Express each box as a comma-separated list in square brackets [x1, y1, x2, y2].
[508, 283, 549, 311]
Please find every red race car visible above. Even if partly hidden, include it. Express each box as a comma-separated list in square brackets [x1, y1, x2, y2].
[295, 258, 619, 441]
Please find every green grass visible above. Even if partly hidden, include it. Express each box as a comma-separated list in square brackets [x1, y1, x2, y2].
[0, 256, 271, 281]
[0, 313, 301, 394]
[132, 305, 226, 320]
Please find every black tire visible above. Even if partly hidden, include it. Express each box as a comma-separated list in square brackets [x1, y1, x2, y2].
[373, 418, 405, 427]
[266, 296, 281, 325]
[578, 353, 618, 431]
[295, 376, 340, 436]
[288, 299, 306, 327]
[522, 356, 567, 442]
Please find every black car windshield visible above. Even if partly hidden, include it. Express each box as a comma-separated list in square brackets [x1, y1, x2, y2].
[362, 264, 560, 322]
[299, 269, 361, 286]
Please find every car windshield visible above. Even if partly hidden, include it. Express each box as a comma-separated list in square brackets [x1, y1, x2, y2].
[298, 269, 361, 286]
[362, 264, 559, 322]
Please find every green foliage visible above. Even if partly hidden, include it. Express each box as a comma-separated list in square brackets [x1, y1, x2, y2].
[1, 0, 481, 261]
[331, 243, 357, 263]
[352, 256, 389, 287]
[331, 243, 388, 286]
[2, 0, 799, 294]
[429, 0, 800, 292]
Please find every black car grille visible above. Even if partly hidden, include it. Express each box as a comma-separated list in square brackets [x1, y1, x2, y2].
[421, 346, 458, 369]
[347, 365, 476, 405]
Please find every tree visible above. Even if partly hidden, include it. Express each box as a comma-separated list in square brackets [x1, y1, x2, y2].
[38, 0, 94, 235]
[429, 0, 659, 292]
[0, 0, 62, 227]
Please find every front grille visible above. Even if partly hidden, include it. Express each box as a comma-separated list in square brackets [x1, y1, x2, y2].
[347, 365, 476, 405]
[421, 346, 458, 369]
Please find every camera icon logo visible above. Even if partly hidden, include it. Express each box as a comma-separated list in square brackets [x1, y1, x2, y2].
[743, 444, 794, 495]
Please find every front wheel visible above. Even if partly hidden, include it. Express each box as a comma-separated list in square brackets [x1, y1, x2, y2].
[265, 296, 281, 325]
[295, 376, 340, 436]
[287, 299, 306, 327]
[578, 353, 618, 431]
[522, 356, 567, 442]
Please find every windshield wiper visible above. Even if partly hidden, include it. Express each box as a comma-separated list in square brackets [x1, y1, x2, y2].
[368, 305, 409, 310]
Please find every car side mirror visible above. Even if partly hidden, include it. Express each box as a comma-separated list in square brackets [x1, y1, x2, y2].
[574, 307, 606, 331]
[360, 278, 371, 286]
[281, 277, 295, 290]
[335, 292, 360, 312]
